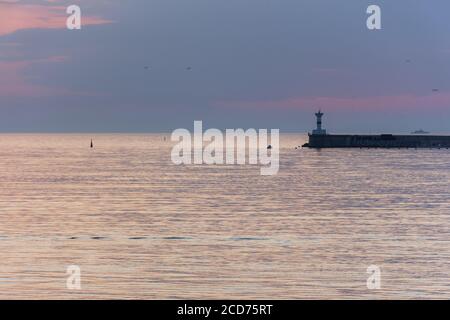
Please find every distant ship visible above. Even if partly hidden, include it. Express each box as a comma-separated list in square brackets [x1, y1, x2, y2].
[302, 111, 450, 149]
[411, 129, 430, 134]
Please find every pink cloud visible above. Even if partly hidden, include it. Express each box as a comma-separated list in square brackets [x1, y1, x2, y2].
[0, 2, 112, 36]
[216, 93, 450, 112]
[0, 55, 102, 97]
[0, 56, 72, 96]
[0, 1, 112, 97]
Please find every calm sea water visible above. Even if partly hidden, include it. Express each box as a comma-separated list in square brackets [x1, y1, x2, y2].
[0, 134, 449, 299]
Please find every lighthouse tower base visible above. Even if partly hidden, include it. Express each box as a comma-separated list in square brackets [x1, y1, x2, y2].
[312, 128, 327, 135]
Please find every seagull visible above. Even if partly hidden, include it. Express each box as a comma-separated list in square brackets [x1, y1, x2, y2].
[144, 66, 150, 70]
[186, 66, 192, 71]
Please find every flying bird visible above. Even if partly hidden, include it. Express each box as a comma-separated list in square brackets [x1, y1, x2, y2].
[186, 67, 192, 71]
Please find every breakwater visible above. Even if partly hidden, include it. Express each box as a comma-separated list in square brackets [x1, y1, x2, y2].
[302, 134, 450, 148]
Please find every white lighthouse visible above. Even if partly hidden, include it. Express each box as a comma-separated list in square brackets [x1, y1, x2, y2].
[312, 110, 327, 135]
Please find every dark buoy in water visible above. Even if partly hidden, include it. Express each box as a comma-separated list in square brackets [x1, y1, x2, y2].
[90, 139, 93, 148]
[267, 145, 272, 150]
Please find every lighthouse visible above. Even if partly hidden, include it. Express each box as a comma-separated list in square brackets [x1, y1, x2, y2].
[312, 110, 326, 135]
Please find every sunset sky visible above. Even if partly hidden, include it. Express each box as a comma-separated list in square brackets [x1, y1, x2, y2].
[0, 0, 449, 132]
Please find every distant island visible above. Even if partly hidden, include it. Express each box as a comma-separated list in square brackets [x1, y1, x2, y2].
[411, 129, 430, 134]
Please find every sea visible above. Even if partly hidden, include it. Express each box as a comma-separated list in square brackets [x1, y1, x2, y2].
[0, 134, 449, 299]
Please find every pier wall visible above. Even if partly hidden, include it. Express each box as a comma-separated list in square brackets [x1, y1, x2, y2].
[304, 134, 450, 148]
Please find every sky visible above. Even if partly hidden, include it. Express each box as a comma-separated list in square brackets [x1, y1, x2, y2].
[0, 0, 449, 133]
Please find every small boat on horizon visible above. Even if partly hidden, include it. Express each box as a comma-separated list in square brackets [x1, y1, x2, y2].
[411, 129, 430, 134]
